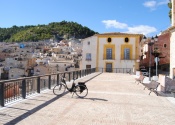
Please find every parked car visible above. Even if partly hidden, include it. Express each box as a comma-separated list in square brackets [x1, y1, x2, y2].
[140, 69, 149, 76]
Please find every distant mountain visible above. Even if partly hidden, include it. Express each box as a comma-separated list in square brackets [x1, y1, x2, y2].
[0, 20, 98, 42]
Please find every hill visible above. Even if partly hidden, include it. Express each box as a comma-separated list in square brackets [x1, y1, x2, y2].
[0, 21, 98, 42]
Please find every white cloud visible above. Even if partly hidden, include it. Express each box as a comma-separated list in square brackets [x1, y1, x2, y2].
[102, 20, 128, 29]
[157, 0, 169, 5]
[102, 20, 157, 35]
[143, 1, 157, 8]
[143, 0, 169, 10]
[126, 25, 157, 35]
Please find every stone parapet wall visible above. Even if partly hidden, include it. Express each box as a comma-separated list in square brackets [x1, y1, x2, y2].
[157, 74, 175, 92]
[157, 74, 165, 92]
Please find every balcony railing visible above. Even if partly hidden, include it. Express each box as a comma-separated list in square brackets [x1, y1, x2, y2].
[86, 58, 91, 61]
[0, 68, 96, 107]
[103, 58, 115, 60]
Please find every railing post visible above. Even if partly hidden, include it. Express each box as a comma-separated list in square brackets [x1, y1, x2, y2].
[37, 77, 40, 93]
[80, 70, 81, 78]
[57, 74, 59, 85]
[48, 75, 51, 89]
[0, 83, 5, 107]
[76, 71, 78, 78]
[73, 71, 75, 80]
[69, 72, 70, 81]
[22, 79, 26, 99]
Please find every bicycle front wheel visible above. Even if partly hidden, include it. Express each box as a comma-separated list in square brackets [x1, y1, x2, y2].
[75, 84, 88, 98]
[53, 83, 66, 95]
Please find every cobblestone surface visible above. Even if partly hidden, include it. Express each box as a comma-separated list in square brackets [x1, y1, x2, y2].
[1, 73, 175, 125]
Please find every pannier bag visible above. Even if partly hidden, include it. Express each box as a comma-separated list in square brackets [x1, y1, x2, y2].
[78, 82, 86, 92]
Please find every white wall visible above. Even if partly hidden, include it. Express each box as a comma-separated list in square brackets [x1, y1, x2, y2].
[81, 36, 97, 69]
[170, 30, 175, 78]
[9, 68, 25, 79]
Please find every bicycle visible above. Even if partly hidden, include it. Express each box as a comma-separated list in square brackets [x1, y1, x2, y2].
[53, 75, 88, 98]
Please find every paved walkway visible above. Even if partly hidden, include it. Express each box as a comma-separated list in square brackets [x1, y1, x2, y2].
[1, 73, 175, 125]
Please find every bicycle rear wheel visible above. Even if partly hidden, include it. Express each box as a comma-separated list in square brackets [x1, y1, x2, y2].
[75, 84, 88, 98]
[53, 83, 66, 95]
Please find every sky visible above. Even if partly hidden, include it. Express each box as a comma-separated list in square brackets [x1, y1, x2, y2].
[0, 0, 171, 37]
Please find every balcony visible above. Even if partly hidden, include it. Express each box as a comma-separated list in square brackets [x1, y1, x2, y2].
[103, 58, 115, 60]
[86, 58, 91, 61]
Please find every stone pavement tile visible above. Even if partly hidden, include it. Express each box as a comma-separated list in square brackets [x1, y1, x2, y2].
[1, 73, 175, 125]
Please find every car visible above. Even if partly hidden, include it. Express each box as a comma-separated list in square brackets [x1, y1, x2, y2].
[140, 69, 149, 76]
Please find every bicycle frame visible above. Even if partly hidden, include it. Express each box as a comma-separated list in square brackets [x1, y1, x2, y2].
[53, 76, 88, 98]
[60, 77, 76, 92]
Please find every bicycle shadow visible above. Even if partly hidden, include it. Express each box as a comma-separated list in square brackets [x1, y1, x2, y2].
[76, 97, 108, 101]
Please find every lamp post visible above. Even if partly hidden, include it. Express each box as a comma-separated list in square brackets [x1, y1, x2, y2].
[143, 35, 158, 81]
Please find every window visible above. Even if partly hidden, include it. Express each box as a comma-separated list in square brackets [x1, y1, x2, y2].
[107, 38, 112, 43]
[124, 48, 130, 59]
[124, 37, 129, 43]
[106, 48, 112, 59]
[163, 44, 167, 48]
[86, 53, 91, 61]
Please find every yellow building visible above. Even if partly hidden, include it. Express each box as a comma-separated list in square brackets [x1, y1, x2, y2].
[81, 32, 143, 73]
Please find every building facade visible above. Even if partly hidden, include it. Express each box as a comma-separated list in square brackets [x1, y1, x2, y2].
[81, 33, 143, 73]
[170, 27, 175, 79]
[169, 0, 175, 79]
[140, 32, 170, 75]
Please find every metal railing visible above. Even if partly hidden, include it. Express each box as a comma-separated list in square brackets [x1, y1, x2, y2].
[98, 68, 132, 73]
[0, 68, 96, 107]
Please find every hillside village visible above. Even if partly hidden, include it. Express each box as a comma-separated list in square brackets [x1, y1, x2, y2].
[0, 38, 82, 80]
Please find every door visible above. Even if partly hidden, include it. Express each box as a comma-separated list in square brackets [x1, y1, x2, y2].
[106, 63, 112, 72]
[86, 65, 91, 69]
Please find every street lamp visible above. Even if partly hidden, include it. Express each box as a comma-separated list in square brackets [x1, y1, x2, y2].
[143, 35, 158, 81]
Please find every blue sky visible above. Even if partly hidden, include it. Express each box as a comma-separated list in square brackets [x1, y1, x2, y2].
[0, 0, 170, 37]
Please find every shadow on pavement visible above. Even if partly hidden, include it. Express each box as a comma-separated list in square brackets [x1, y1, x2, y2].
[76, 97, 108, 101]
[157, 91, 175, 98]
[4, 91, 69, 125]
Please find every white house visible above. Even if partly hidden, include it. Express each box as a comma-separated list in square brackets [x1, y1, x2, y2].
[81, 32, 143, 73]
